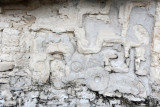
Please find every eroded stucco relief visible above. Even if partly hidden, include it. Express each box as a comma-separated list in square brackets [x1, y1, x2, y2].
[0, 0, 160, 106]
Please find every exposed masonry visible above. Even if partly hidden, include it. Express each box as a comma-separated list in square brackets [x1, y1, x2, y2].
[0, 0, 160, 106]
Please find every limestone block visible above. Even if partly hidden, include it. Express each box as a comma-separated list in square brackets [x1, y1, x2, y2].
[0, 62, 14, 71]
[68, 52, 86, 73]
[88, 15, 110, 23]
[153, 39, 160, 53]
[29, 53, 50, 84]
[153, 27, 160, 53]
[50, 59, 67, 89]
[3, 28, 20, 36]
[2, 39, 19, 47]
[151, 53, 160, 67]
[150, 67, 160, 85]
[0, 22, 10, 28]
[3, 101, 16, 106]
[85, 67, 109, 91]
[0, 54, 13, 62]
[1, 90, 13, 100]
[75, 28, 123, 54]
[119, 1, 150, 37]
[133, 25, 149, 45]
[135, 47, 148, 76]
[0, 78, 9, 83]
[10, 76, 32, 91]
[2, 47, 20, 53]
[46, 43, 73, 54]
[102, 74, 147, 99]
[155, 2, 160, 27]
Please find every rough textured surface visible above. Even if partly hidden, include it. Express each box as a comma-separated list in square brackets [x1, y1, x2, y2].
[0, 0, 160, 106]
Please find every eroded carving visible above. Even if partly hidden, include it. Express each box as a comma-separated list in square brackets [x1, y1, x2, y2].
[0, 0, 159, 106]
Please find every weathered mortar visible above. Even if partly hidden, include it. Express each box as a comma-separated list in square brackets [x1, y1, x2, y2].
[0, 0, 160, 106]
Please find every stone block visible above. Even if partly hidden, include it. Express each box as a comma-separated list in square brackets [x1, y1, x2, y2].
[0, 62, 14, 72]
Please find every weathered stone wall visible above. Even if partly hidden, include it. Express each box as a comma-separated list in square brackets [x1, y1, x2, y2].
[0, 0, 160, 106]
